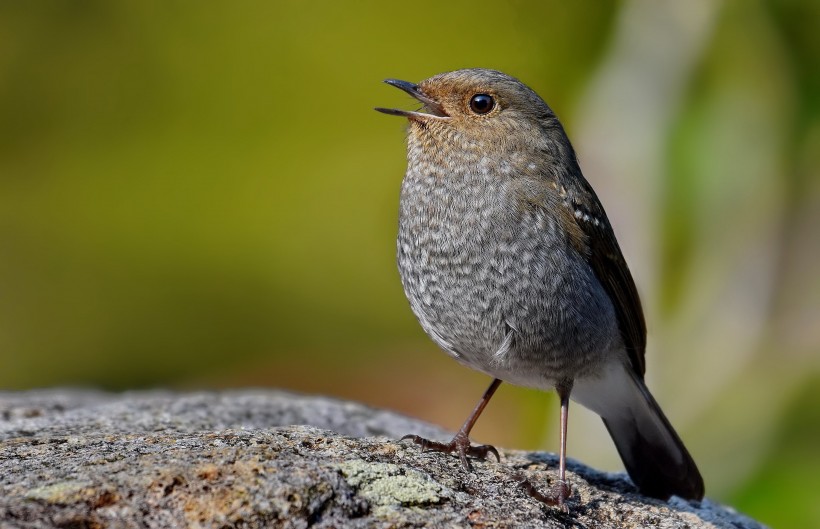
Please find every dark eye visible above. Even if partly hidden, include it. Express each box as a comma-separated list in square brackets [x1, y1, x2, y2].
[469, 94, 495, 114]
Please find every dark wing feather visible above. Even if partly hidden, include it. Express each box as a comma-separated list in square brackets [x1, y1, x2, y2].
[560, 173, 648, 377]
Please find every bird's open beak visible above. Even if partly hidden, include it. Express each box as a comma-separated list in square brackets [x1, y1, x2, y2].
[375, 79, 449, 119]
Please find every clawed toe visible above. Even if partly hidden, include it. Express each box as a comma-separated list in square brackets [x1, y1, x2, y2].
[516, 473, 572, 512]
[400, 434, 429, 450]
[400, 434, 450, 454]
[465, 443, 500, 462]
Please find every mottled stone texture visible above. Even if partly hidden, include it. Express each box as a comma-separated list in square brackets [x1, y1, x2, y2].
[0, 390, 764, 528]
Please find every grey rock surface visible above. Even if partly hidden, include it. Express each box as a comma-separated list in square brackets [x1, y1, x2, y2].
[0, 389, 765, 528]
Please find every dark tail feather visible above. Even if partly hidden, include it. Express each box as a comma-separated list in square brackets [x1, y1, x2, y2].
[602, 379, 704, 500]
[573, 363, 705, 501]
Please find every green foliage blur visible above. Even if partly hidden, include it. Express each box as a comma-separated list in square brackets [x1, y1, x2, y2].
[1, 1, 818, 526]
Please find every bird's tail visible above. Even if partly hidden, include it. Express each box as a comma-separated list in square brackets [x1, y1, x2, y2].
[572, 361, 705, 501]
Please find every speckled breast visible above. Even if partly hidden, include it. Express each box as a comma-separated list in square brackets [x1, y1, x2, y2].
[396, 157, 620, 388]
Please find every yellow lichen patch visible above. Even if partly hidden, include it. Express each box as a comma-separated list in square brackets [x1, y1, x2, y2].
[338, 459, 445, 515]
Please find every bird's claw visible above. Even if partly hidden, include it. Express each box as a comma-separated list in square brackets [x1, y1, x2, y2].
[400, 432, 500, 470]
[516, 473, 572, 513]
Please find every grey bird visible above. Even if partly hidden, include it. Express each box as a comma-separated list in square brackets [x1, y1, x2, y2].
[376, 68, 704, 509]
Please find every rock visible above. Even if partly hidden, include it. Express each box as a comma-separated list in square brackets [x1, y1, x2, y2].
[0, 389, 765, 528]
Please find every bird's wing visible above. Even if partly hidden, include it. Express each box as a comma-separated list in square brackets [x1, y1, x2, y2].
[559, 174, 648, 377]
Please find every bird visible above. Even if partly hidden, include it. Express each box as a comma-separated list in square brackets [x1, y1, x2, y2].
[375, 68, 704, 509]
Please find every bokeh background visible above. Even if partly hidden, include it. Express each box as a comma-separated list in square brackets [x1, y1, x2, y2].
[1, 1, 818, 526]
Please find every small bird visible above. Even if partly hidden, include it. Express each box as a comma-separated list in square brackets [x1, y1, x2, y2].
[376, 68, 704, 509]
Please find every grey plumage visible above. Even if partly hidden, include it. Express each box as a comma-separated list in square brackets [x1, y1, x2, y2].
[379, 68, 704, 503]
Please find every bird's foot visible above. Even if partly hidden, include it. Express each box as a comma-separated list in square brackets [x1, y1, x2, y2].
[516, 473, 572, 513]
[400, 431, 500, 470]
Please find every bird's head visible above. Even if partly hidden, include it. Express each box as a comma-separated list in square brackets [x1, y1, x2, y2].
[376, 68, 559, 152]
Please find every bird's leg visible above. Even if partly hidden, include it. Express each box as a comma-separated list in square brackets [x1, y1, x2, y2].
[553, 387, 573, 506]
[401, 378, 502, 470]
[518, 384, 573, 512]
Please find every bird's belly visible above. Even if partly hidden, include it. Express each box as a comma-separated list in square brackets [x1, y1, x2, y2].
[397, 214, 620, 389]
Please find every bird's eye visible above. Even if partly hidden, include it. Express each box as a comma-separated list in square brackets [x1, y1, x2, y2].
[469, 94, 495, 114]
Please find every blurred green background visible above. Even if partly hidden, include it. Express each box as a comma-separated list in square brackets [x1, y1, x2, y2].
[1, 1, 818, 526]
